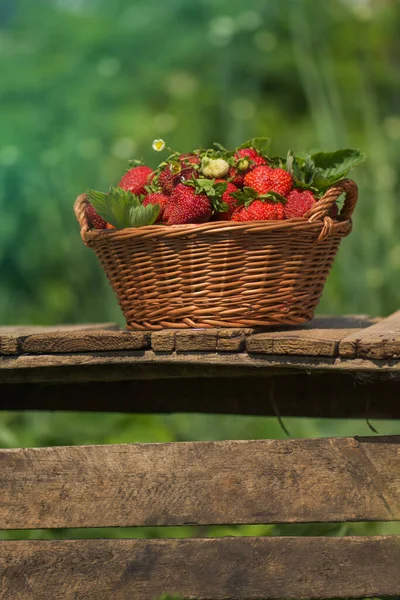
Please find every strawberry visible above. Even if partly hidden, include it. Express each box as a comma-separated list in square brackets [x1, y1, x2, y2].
[234, 147, 266, 168]
[214, 180, 239, 220]
[179, 153, 200, 166]
[85, 203, 107, 229]
[243, 165, 274, 194]
[244, 166, 292, 197]
[284, 189, 316, 219]
[143, 192, 169, 223]
[229, 148, 267, 188]
[118, 165, 153, 194]
[229, 166, 245, 188]
[330, 203, 339, 218]
[231, 199, 284, 222]
[166, 183, 211, 225]
[159, 165, 198, 194]
[269, 168, 293, 196]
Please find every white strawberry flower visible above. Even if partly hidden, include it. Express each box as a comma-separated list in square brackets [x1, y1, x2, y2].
[152, 139, 166, 152]
[201, 157, 230, 178]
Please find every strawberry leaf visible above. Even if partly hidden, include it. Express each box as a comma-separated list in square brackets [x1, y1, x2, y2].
[237, 137, 270, 156]
[129, 204, 160, 227]
[213, 181, 228, 196]
[213, 142, 229, 152]
[260, 191, 288, 204]
[311, 149, 365, 189]
[86, 187, 142, 228]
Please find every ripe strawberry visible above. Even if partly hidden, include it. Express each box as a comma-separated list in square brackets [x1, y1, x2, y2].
[244, 166, 292, 197]
[143, 192, 169, 223]
[330, 203, 339, 218]
[231, 199, 284, 222]
[269, 168, 293, 196]
[214, 180, 239, 220]
[284, 189, 316, 219]
[179, 153, 200, 166]
[243, 165, 274, 194]
[166, 183, 211, 225]
[118, 165, 153, 194]
[106, 223, 114, 229]
[159, 165, 198, 194]
[229, 166, 245, 188]
[85, 203, 107, 229]
[234, 147, 266, 167]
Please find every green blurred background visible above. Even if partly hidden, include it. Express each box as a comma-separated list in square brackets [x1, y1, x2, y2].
[1, 0, 399, 545]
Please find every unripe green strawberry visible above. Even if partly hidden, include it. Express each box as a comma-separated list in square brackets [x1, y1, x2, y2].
[201, 157, 230, 178]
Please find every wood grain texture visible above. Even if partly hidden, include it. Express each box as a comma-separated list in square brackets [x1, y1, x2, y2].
[1, 436, 400, 529]
[20, 330, 149, 354]
[1, 536, 400, 599]
[1, 351, 399, 385]
[246, 316, 377, 357]
[0, 323, 119, 356]
[340, 310, 400, 359]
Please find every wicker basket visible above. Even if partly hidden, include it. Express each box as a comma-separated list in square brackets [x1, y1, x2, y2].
[74, 179, 357, 330]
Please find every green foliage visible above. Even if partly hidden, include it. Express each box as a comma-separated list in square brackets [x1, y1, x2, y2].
[286, 149, 365, 194]
[87, 187, 159, 228]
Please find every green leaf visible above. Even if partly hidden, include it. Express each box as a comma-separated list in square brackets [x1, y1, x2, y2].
[213, 181, 228, 196]
[311, 149, 365, 187]
[86, 187, 142, 228]
[237, 137, 270, 156]
[261, 191, 288, 204]
[129, 204, 160, 227]
[213, 142, 229, 152]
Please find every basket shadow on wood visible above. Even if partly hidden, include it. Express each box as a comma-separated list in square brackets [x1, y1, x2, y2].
[74, 179, 357, 330]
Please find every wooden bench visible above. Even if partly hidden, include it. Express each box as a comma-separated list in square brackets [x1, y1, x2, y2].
[1, 311, 400, 599]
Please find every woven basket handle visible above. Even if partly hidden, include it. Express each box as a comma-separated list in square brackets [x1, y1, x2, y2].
[305, 178, 358, 222]
[74, 193, 90, 244]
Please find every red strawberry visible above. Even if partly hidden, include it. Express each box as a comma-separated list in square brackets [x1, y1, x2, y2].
[179, 153, 200, 166]
[159, 165, 198, 194]
[231, 199, 284, 222]
[284, 189, 316, 219]
[85, 203, 107, 229]
[330, 203, 339, 218]
[118, 165, 153, 194]
[243, 165, 274, 194]
[244, 166, 292, 197]
[214, 180, 239, 220]
[229, 166, 245, 188]
[166, 183, 211, 225]
[269, 168, 293, 196]
[143, 192, 169, 223]
[234, 147, 266, 167]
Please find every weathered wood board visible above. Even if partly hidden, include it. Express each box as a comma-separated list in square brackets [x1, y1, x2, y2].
[1, 436, 399, 530]
[340, 310, 400, 359]
[1, 536, 400, 599]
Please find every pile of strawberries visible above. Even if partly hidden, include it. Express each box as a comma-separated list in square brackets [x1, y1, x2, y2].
[86, 138, 361, 230]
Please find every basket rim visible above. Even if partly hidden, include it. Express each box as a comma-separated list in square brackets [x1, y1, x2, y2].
[74, 178, 358, 244]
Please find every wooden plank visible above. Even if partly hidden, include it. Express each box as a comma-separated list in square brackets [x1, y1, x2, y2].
[1, 536, 400, 599]
[340, 310, 400, 359]
[246, 316, 377, 357]
[1, 436, 400, 529]
[1, 350, 399, 384]
[0, 323, 119, 356]
[20, 330, 149, 354]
